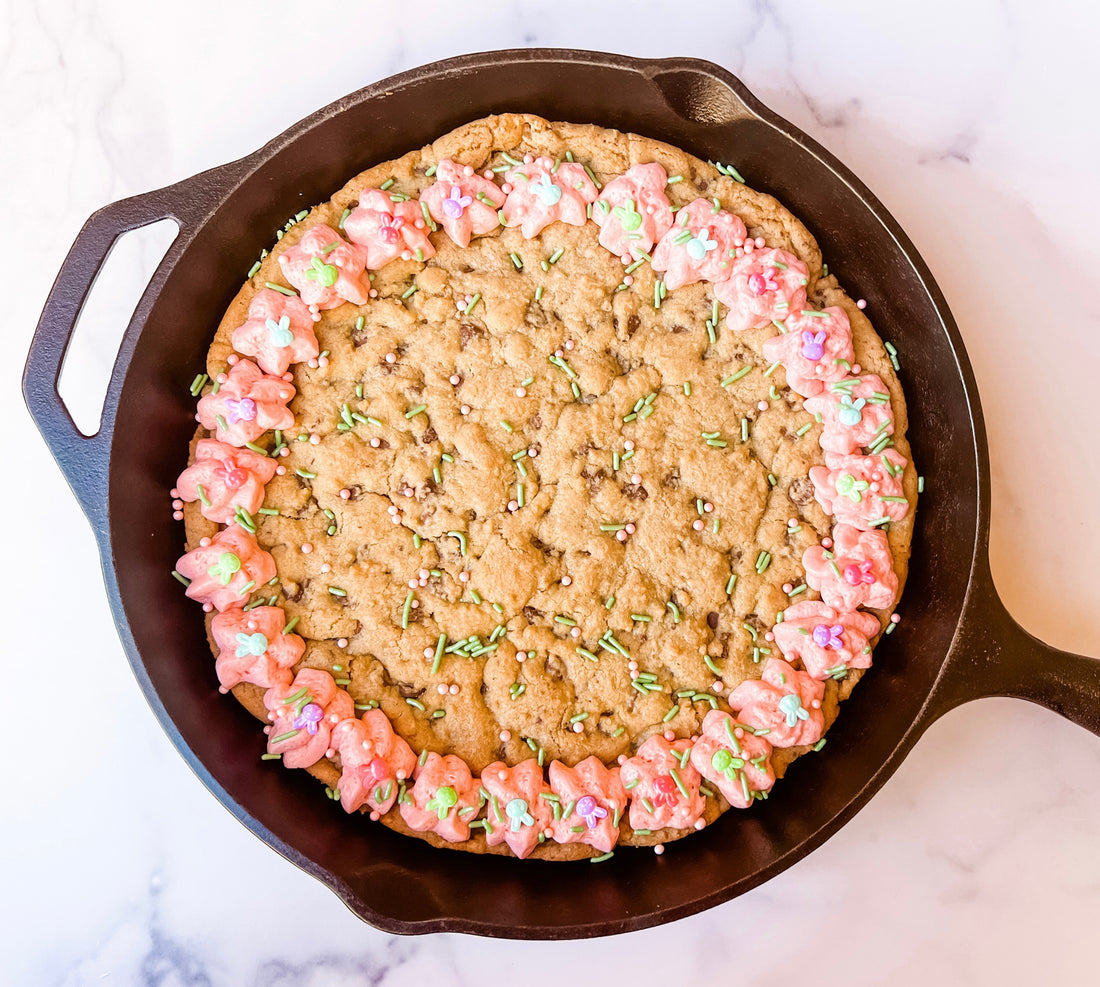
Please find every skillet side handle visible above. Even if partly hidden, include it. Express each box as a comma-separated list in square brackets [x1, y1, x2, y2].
[929, 556, 1100, 736]
[22, 166, 242, 532]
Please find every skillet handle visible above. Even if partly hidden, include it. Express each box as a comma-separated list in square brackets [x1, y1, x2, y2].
[928, 555, 1100, 736]
[22, 166, 242, 532]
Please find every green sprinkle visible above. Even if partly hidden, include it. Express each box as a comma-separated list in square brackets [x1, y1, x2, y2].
[405, 698, 425, 711]
[469, 589, 482, 605]
[412, 534, 421, 549]
[295, 468, 317, 479]
[534, 285, 544, 302]
[464, 292, 482, 315]
[517, 483, 525, 508]
[918, 475, 925, 493]
[401, 284, 418, 300]
[424, 164, 437, 177]
[509, 252, 523, 270]
[725, 573, 738, 595]
[401, 590, 414, 629]
[271, 730, 299, 744]
[605, 595, 615, 609]
[576, 647, 599, 663]
[666, 601, 681, 623]
[171, 570, 191, 587]
[741, 418, 750, 442]
[662, 705, 680, 723]
[265, 281, 296, 297]
[801, 309, 830, 318]
[328, 586, 346, 597]
[796, 422, 813, 437]
[499, 420, 513, 433]
[706, 439, 727, 448]
[788, 583, 807, 597]
[590, 851, 614, 863]
[630, 613, 651, 623]
[404, 404, 427, 419]
[721, 366, 752, 387]
[548, 248, 565, 265]
[569, 712, 590, 724]
[189, 372, 208, 396]
[880, 495, 908, 504]
[555, 615, 577, 627]
[813, 738, 827, 752]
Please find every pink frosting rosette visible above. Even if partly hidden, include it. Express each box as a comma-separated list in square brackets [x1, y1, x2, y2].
[809, 449, 909, 530]
[548, 756, 627, 855]
[714, 247, 809, 331]
[175, 526, 276, 612]
[803, 374, 894, 456]
[400, 753, 483, 843]
[263, 669, 354, 770]
[591, 163, 673, 261]
[277, 225, 371, 309]
[501, 156, 598, 238]
[772, 600, 881, 680]
[196, 359, 295, 448]
[803, 523, 898, 611]
[651, 197, 746, 290]
[726, 658, 825, 748]
[175, 438, 277, 524]
[760, 306, 855, 397]
[420, 159, 506, 248]
[481, 759, 554, 859]
[331, 709, 417, 817]
[620, 735, 705, 832]
[229, 288, 319, 376]
[209, 605, 304, 692]
[690, 710, 775, 808]
[344, 190, 436, 269]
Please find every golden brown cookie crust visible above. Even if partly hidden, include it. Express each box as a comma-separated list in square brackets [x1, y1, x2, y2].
[183, 113, 915, 857]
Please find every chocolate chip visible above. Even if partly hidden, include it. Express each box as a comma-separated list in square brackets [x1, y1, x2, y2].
[671, 323, 689, 334]
[662, 468, 681, 489]
[459, 322, 483, 348]
[627, 314, 640, 337]
[697, 177, 709, 192]
[788, 477, 814, 507]
[421, 426, 438, 445]
[396, 681, 425, 699]
[522, 606, 544, 622]
[621, 483, 648, 501]
[529, 415, 542, 431]
[376, 439, 390, 450]
[707, 611, 719, 630]
[545, 654, 566, 682]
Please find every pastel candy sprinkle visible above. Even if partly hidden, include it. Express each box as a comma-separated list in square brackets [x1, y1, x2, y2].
[442, 185, 473, 218]
[575, 795, 607, 829]
[811, 624, 844, 649]
[235, 631, 269, 658]
[777, 693, 810, 728]
[506, 797, 535, 831]
[685, 227, 718, 260]
[266, 316, 294, 348]
[800, 329, 826, 361]
[293, 702, 323, 735]
[208, 552, 241, 585]
[427, 785, 458, 820]
[838, 396, 865, 427]
[531, 173, 562, 205]
[225, 397, 257, 424]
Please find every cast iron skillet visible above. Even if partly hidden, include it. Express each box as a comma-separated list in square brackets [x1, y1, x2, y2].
[23, 50, 1100, 939]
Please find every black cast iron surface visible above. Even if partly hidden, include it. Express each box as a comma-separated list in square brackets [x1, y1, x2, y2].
[23, 50, 1100, 939]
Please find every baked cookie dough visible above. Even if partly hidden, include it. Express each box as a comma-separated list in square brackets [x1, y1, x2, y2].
[173, 113, 916, 860]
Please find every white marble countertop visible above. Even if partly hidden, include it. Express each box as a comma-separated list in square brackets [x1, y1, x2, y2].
[4, 1, 1099, 983]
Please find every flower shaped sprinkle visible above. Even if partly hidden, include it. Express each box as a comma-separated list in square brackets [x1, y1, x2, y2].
[760, 306, 855, 398]
[548, 755, 627, 854]
[421, 160, 505, 248]
[331, 709, 416, 817]
[802, 523, 899, 611]
[651, 197, 746, 290]
[726, 658, 825, 748]
[276, 225, 371, 309]
[481, 759, 553, 859]
[344, 190, 438, 272]
[690, 710, 775, 808]
[400, 752, 483, 843]
[210, 606, 303, 691]
[620, 735, 705, 833]
[263, 669, 354, 769]
[772, 601, 881, 680]
[175, 439, 277, 525]
[803, 374, 895, 456]
[501, 156, 598, 239]
[196, 359, 295, 448]
[809, 450, 909, 530]
[714, 246, 809, 331]
[229, 288, 319, 376]
[591, 163, 673, 261]
[175, 525, 276, 612]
